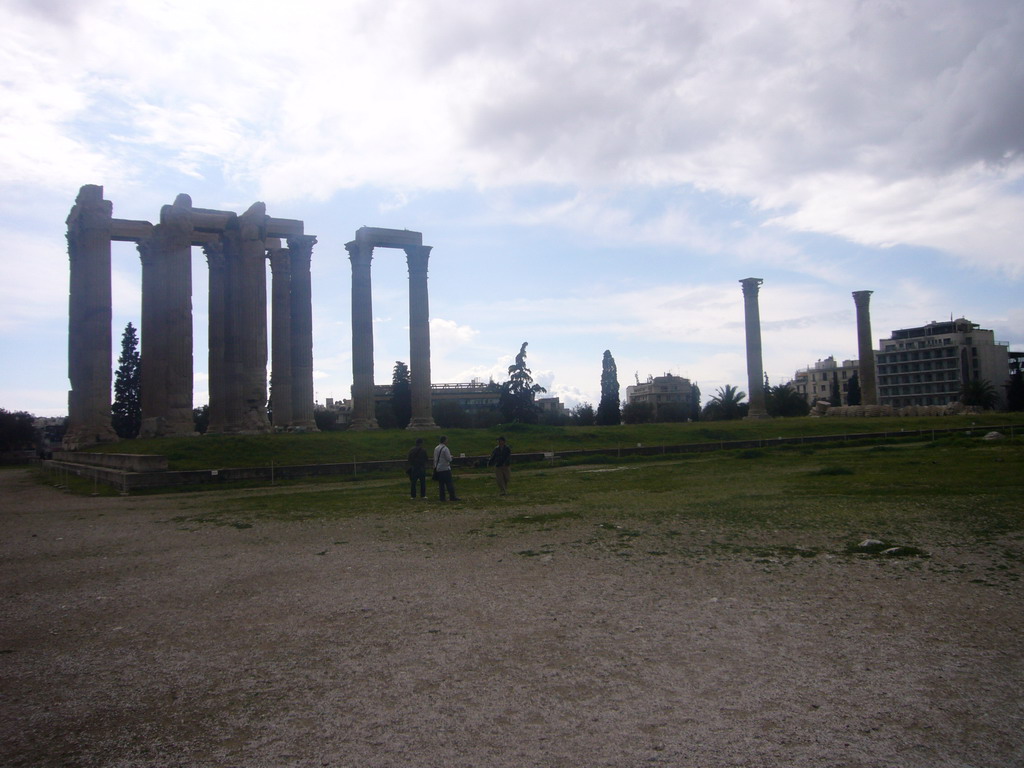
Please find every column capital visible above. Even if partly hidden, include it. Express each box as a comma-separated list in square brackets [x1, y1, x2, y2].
[404, 244, 432, 277]
[852, 290, 873, 305]
[740, 277, 764, 296]
[287, 234, 318, 257]
[267, 245, 291, 275]
[345, 240, 373, 265]
[202, 238, 224, 266]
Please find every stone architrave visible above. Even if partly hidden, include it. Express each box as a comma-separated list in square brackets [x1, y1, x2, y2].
[404, 245, 437, 430]
[64, 185, 118, 448]
[138, 194, 195, 438]
[203, 239, 228, 434]
[740, 277, 770, 419]
[346, 240, 379, 429]
[268, 240, 294, 429]
[852, 291, 878, 406]
[287, 234, 318, 430]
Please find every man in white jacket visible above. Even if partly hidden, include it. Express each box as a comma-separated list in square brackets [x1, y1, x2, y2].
[432, 435, 459, 502]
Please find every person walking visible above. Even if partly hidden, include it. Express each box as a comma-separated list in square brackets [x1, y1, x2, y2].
[406, 437, 428, 499]
[487, 435, 512, 495]
[432, 435, 459, 502]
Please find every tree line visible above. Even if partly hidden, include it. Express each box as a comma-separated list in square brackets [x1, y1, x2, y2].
[47, 324, 1024, 442]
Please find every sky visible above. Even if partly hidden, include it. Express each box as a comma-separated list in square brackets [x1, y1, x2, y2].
[1, 0, 1022, 417]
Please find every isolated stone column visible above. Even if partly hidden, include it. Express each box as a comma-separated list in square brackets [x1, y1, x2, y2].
[404, 245, 437, 430]
[268, 241, 294, 429]
[204, 239, 228, 433]
[346, 240, 378, 429]
[287, 234, 318, 430]
[740, 278, 770, 418]
[64, 184, 118, 448]
[853, 290, 878, 405]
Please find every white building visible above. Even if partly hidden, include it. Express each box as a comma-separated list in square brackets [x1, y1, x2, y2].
[876, 318, 1009, 409]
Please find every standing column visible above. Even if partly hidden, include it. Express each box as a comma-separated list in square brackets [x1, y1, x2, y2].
[287, 234, 318, 430]
[268, 241, 294, 429]
[346, 240, 378, 429]
[740, 278, 770, 419]
[64, 184, 118, 448]
[204, 239, 228, 434]
[404, 245, 437, 430]
[235, 203, 271, 432]
[853, 290, 878, 405]
[137, 233, 169, 437]
[161, 195, 195, 436]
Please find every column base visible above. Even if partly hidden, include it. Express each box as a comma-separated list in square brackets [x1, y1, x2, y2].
[349, 417, 379, 430]
[406, 417, 437, 431]
[744, 410, 772, 420]
[61, 426, 119, 451]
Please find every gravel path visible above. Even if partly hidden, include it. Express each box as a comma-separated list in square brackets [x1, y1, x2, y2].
[1, 468, 1021, 767]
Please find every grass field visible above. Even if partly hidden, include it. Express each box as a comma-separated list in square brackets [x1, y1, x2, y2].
[80, 413, 1024, 471]
[146, 433, 1024, 587]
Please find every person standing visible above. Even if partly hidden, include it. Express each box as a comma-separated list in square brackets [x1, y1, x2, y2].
[432, 435, 459, 502]
[488, 436, 512, 495]
[406, 437, 428, 499]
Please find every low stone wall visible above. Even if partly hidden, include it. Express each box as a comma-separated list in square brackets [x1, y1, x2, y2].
[53, 451, 169, 472]
[811, 402, 982, 418]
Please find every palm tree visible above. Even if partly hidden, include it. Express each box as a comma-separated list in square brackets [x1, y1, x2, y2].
[959, 379, 998, 410]
[766, 384, 810, 417]
[702, 384, 747, 421]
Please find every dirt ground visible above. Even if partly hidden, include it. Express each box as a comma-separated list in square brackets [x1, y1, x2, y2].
[1, 467, 1021, 768]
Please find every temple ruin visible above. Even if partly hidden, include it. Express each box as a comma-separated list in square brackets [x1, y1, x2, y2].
[64, 184, 317, 448]
[346, 227, 437, 430]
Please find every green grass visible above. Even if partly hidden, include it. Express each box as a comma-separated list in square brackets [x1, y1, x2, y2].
[79, 414, 1024, 471]
[166, 436, 1024, 544]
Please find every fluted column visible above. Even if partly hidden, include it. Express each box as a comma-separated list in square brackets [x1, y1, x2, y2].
[221, 204, 271, 433]
[740, 278, 770, 419]
[162, 195, 195, 436]
[220, 226, 244, 431]
[346, 240, 378, 429]
[137, 234, 168, 437]
[268, 241, 294, 429]
[287, 234, 318, 430]
[64, 184, 118, 448]
[853, 290, 878, 405]
[204, 239, 228, 434]
[238, 203, 271, 432]
[404, 245, 437, 430]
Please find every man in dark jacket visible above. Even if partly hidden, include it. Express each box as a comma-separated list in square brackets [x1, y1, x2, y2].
[487, 436, 512, 495]
[406, 438, 428, 499]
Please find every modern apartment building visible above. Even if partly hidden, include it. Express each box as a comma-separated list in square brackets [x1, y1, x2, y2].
[875, 318, 1009, 409]
[789, 356, 859, 406]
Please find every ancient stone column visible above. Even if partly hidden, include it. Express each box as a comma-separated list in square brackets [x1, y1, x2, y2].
[740, 278, 770, 419]
[404, 245, 437, 430]
[64, 184, 118, 448]
[204, 239, 228, 434]
[139, 195, 195, 438]
[238, 203, 271, 432]
[346, 240, 378, 429]
[287, 234, 318, 430]
[137, 235, 168, 437]
[268, 241, 294, 429]
[221, 204, 271, 433]
[853, 290, 878, 406]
